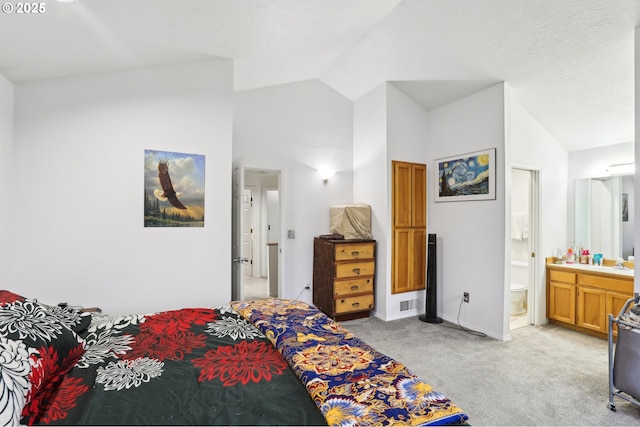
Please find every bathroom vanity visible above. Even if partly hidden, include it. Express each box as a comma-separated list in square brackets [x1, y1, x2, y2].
[546, 258, 634, 339]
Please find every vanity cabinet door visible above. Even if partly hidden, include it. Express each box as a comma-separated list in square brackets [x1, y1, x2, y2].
[606, 290, 634, 336]
[576, 286, 606, 333]
[549, 281, 576, 324]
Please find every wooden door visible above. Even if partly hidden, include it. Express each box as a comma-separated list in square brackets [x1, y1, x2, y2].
[411, 164, 427, 227]
[392, 229, 426, 293]
[606, 291, 633, 336]
[411, 228, 427, 290]
[548, 281, 576, 324]
[577, 286, 606, 332]
[392, 161, 426, 294]
[393, 162, 412, 228]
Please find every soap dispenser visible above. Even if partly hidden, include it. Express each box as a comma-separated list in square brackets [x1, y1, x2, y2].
[567, 246, 575, 264]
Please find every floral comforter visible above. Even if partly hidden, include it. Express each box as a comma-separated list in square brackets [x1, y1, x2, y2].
[232, 299, 469, 426]
[0, 291, 325, 426]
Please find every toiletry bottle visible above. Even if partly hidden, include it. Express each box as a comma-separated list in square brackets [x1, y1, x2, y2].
[577, 245, 582, 263]
[567, 246, 574, 264]
[593, 252, 602, 266]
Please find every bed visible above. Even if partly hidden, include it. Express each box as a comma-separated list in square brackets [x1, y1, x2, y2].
[0, 291, 468, 426]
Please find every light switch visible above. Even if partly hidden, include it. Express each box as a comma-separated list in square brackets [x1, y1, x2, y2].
[287, 230, 295, 239]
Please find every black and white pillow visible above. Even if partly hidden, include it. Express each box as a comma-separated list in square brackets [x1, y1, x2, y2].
[0, 292, 87, 425]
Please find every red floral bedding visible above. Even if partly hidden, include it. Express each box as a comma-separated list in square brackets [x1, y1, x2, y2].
[1, 291, 467, 426]
[0, 292, 325, 426]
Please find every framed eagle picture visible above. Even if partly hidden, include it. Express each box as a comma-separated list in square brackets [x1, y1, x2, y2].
[144, 150, 205, 227]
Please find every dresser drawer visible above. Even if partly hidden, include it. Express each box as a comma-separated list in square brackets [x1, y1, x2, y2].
[335, 294, 374, 314]
[334, 243, 375, 261]
[335, 261, 375, 278]
[334, 278, 373, 297]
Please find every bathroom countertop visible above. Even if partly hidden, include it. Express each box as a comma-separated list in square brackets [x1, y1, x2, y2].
[547, 262, 634, 278]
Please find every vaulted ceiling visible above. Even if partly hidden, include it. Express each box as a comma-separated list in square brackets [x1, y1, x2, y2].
[1, 0, 638, 151]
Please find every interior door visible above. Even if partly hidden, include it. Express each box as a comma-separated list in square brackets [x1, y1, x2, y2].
[242, 189, 253, 277]
[266, 189, 279, 244]
[231, 160, 245, 301]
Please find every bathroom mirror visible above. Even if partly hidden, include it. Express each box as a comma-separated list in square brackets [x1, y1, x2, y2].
[574, 175, 634, 260]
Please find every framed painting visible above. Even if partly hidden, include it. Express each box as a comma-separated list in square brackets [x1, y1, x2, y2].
[144, 150, 205, 227]
[434, 148, 496, 202]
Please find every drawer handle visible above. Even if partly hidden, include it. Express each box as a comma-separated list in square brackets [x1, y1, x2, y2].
[351, 251, 360, 256]
[350, 285, 359, 291]
[353, 268, 361, 275]
[352, 302, 360, 307]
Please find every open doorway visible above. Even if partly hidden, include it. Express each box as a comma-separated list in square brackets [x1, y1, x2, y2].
[237, 169, 281, 301]
[509, 167, 539, 330]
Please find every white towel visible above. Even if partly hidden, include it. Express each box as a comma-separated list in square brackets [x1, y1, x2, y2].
[511, 213, 529, 240]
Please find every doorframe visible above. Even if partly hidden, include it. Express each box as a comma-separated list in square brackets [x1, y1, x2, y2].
[510, 164, 542, 327]
[232, 159, 245, 301]
[232, 160, 285, 300]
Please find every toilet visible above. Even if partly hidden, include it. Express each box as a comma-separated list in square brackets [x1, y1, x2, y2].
[510, 283, 527, 315]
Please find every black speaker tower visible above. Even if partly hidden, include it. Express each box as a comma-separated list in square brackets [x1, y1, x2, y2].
[420, 233, 443, 323]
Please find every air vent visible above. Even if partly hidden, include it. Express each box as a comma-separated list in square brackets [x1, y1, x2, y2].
[401, 299, 419, 311]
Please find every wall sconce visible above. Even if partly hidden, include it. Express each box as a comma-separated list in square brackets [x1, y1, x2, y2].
[318, 169, 335, 184]
[605, 163, 635, 175]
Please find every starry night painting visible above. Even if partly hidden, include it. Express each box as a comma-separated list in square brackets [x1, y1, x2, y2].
[435, 148, 496, 202]
[144, 150, 205, 227]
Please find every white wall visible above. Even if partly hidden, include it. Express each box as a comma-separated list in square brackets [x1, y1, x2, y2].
[232, 80, 354, 304]
[385, 84, 430, 320]
[568, 142, 634, 180]
[12, 60, 233, 315]
[353, 84, 389, 318]
[636, 26, 640, 289]
[509, 93, 569, 328]
[567, 142, 634, 249]
[426, 83, 507, 340]
[0, 75, 13, 276]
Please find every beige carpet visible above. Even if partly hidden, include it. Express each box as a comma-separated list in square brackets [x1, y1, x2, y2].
[342, 316, 640, 426]
[242, 276, 271, 300]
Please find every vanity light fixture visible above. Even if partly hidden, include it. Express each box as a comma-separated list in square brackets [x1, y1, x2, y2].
[318, 169, 336, 184]
[606, 163, 635, 176]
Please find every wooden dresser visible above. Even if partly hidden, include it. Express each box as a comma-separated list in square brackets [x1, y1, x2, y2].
[313, 238, 376, 321]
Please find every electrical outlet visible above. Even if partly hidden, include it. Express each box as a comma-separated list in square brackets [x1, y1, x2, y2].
[463, 292, 470, 303]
